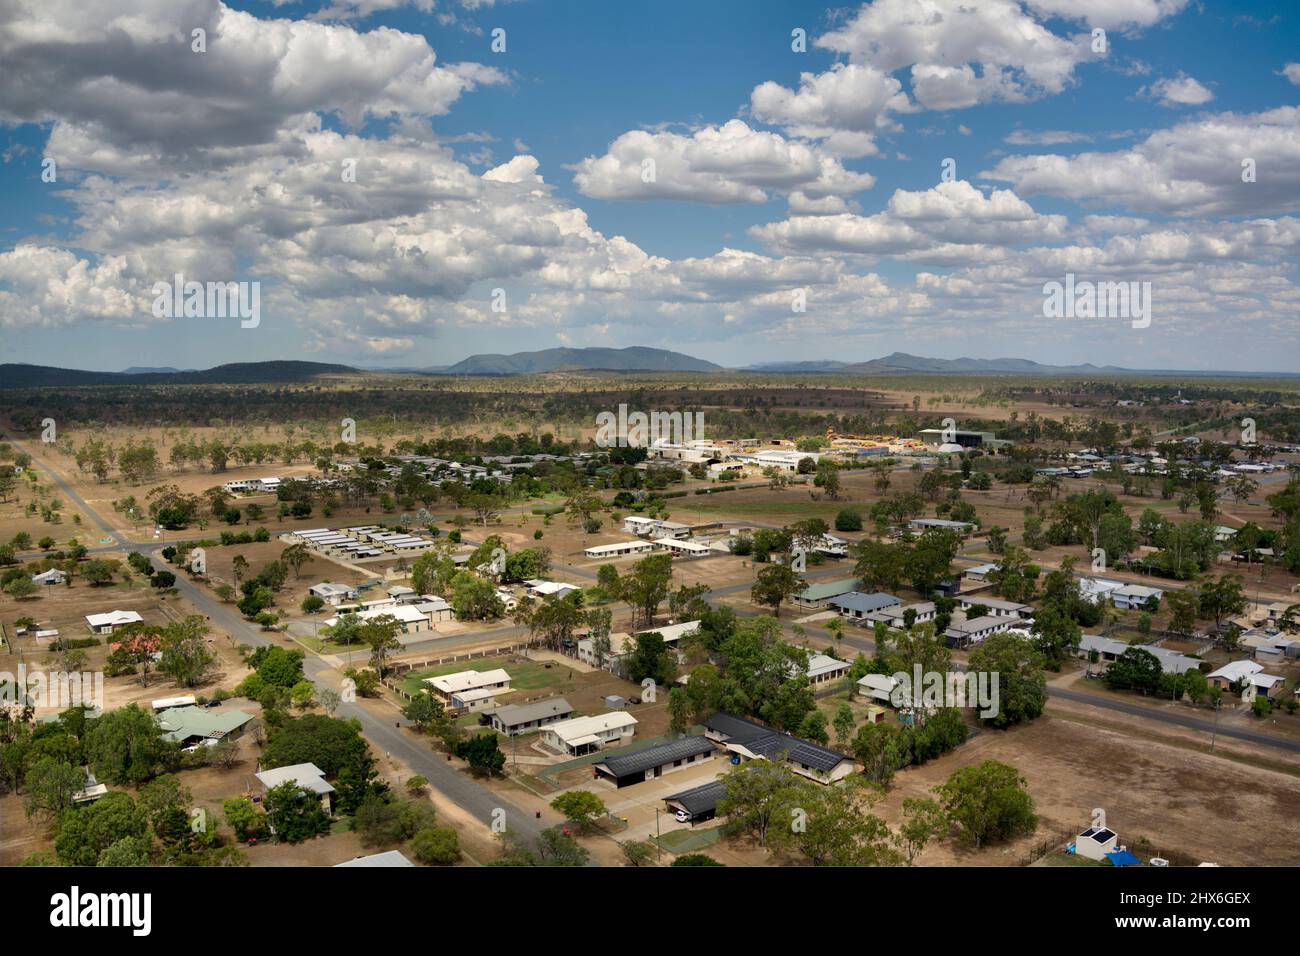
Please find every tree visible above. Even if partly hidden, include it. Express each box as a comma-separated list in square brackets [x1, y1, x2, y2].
[936, 760, 1037, 849]
[259, 714, 379, 813]
[853, 720, 905, 786]
[5, 576, 37, 601]
[55, 791, 150, 866]
[832, 702, 856, 748]
[263, 782, 331, 843]
[352, 794, 436, 847]
[621, 839, 655, 867]
[551, 790, 607, 833]
[624, 631, 676, 686]
[777, 778, 902, 867]
[967, 632, 1046, 729]
[411, 826, 461, 865]
[157, 615, 217, 688]
[454, 733, 505, 777]
[23, 757, 86, 819]
[84, 704, 178, 785]
[717, 761, 804, 847]
[619, 553, 674, 628]
[1198, 574, 1247, 633]
[139, 774, 194, 849]
[1165, 588, 1201, 637]
[898, 796, 949, 864]
[750, 564, 805, 616]
[1104, 647, 1164, 695]
[403, 693, 446, 732]
[222, 796, 268, 842]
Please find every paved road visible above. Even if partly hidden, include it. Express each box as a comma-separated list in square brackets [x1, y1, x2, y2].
[3, 431, 552, 846]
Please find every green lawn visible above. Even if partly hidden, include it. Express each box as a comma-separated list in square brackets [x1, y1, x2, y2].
[654, 825, 723, 854]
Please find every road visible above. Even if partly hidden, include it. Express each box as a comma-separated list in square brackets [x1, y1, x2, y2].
[3, 430, 552, 846]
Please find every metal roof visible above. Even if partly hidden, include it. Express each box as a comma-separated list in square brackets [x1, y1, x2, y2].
[704, 713, 849, 774]
[492, 697, 574, 727]
[594, 735, 715, 778]
[829, 591, 902, 613]
[664, 780, 727, 817]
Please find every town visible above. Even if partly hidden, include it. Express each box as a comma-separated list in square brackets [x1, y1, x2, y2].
[1, 369, 1297, 870]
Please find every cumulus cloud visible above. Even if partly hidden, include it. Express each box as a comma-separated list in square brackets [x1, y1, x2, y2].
[1142, 73, 1214, 106]
[981, 107, 1300, 217]
[1023, 0, 1189, 29]
[750, 63, 911, 142]
[816, 0, 1096, 111]
[571, 120, 875, 203]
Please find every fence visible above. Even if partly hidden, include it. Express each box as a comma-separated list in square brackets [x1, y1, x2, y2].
[382, 643, 528, 700]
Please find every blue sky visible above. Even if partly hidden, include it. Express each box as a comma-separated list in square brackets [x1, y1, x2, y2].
[1, 0, 1298, 372]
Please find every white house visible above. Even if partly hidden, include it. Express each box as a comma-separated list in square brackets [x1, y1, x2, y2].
[858, 673, 901, 705]
[962, 563, 996, 583]
[1207, 660, 1283, 702]
[308, 582, 358, 606]
[955, 596, 1032, 619]
[1111, 584, 1163, 610]
[1078, 577, 1124, 605]
[323, 603, 432, 635]
[31, 568, 66, 586]
[654, 537, 711, 559]
[525, 579, 582, 600]
[806, 653, 850, 686]
[489, 697, 575, 736]
[86, 610, 144, 635]
[943, 615, 1018, 648]
[1076, 825, 1119, 861]
[583, 539, 656, 560]
[255, 762, 335, 813]
[425, 668, 513, 710]
[541, 711, 638, 756]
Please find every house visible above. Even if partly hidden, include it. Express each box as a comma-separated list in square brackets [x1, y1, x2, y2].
[308, 582, 358, 606]
[864, 601, 937, 628]
[489, 697, 575, 736]
[1214, 526, 1239, 543]
[31, 568, 66, 586]
[794, 577, 859, 610]
[815, 533, 849, 557]
[828, 591, 902, 621]
[955, 596, 1032, 619]
[942, 615, 1019, 649]
[1207, 660, 1284, 702]
[1078, 577, 1124, 605]
[156, 705, 255, 749]
[637, 620, 700, 649]
[525, 579, 582, 600]
[425, 668, 513, 711]
[654, 537, 712, 559]
[805, 653, 850, 686]
[703, 713, 855, 784]
[858, 673, 901, 705]
[593, 735, 716, 787]
[583, 539, 657, 560]
[728, 449, 819, 472]
[85, 610, 144, 635]
[413, 596, 455, 624]
[622, 516, 690, 539]
[222, 477, 282, 494]
[323, 603, 432, 635]
[962, 563, 996, 583]
[541, 712, 638, 755]
[73, 770, 108, 805]
[909, 518, 974, 534]
[576, 631, 634, 668]
[1075, 825, 1119, 862]
[255, 763, 335, 813]
[335, 850, 415, 867]
[1077, 634, 1200, 675]
[1111, 584, 1163, 610]
[664, 779, 727, 824]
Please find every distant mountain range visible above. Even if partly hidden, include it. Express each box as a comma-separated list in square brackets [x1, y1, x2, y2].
[429, 346, 723, 375]
[743, 352, 1122, 374]
[0, 361, 356, 388]
[1, 348, 1292, 388]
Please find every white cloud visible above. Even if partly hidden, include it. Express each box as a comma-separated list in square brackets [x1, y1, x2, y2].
[981, 107, 1300, 216]
[571, 120, 875, 203]
[816, 0, 1095, 110]
[1142, 73, 1214, 106]
[1279, 62, 1300, 85]
[750, 62, 911, 141]
[1023, 0, 1189, 29]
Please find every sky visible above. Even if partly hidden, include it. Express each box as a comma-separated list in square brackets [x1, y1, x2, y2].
[0, 0, 1298, 373]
